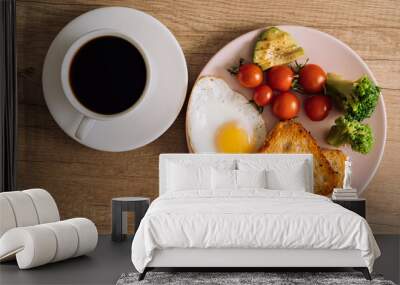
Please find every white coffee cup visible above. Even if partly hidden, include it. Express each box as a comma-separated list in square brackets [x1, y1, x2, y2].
[61, 29, 151, 140]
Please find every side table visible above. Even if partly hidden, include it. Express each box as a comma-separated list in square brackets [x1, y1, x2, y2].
[332, 198, 366, 218]
[112, 197, 150, 242]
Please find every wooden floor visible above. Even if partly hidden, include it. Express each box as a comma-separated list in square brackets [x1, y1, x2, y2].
[15, 0, 400, 234]
[0, 235, 399, 285]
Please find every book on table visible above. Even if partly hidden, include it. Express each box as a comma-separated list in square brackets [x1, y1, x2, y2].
[333, 188, 358, 193]
[332, 188, 359, 200]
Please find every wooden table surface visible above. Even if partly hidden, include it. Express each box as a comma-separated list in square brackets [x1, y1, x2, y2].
[16, 0, 400, 234]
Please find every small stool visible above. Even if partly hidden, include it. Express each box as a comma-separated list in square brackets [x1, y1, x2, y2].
[111, 197, 150, 242]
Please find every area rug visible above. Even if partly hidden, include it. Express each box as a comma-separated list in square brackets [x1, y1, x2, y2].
[116, 272, 396, 285]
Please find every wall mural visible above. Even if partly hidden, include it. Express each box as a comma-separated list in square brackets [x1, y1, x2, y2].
[43, 18, 384, 198]
[15, 4, 398, 235]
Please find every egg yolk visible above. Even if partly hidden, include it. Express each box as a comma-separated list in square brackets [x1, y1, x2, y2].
[215, 121, 254, 153]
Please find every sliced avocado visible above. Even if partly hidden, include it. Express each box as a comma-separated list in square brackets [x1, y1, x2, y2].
[259, 27, 284, 41]
[253, 27, 304, 70]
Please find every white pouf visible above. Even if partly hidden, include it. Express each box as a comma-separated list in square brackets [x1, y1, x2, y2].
[0, 218, 98, 269]
[65, 218, 98, 257]
[1, 191, 40, 227]
[23, 188, 60, 224]
[0, 189, 98, 269]
[0, 196, 17, 237]
[0, 225, 57, 268]
[42, 221, 79, 262]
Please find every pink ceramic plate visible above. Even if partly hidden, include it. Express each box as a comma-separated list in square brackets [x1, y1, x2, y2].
[196, 25, 387, 194]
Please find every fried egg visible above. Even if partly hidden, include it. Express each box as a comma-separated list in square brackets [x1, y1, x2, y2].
[186, 76, 266, 153]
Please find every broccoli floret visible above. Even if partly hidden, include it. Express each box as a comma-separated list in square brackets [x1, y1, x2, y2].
[326, 116, 374, 154]
[326, 73, 380, 122]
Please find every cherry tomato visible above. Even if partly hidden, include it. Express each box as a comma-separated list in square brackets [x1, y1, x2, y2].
[253, 85, 273, 107]
[304, 95, 332, 121]
[267, 65, 294, 92]
[299, 64, 327, 93]
[237, 63, 263, 88]
[272, 92, 300, 120]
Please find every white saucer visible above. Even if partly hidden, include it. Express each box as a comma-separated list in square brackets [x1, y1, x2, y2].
[42, 7, 188, 152]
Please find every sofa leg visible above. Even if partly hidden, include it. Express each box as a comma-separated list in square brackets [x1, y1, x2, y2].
[138, 268, 148, 281]
[354, 267, 371, 280]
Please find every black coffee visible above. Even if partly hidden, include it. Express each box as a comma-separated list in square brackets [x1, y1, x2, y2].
[69, 36, 147, 115]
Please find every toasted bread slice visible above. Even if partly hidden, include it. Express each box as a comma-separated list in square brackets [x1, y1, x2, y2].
[259, 120, 336, 196]
[321, 148, 347, 189]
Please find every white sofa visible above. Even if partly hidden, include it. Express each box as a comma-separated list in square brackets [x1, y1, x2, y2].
[0, 189, 98, 269]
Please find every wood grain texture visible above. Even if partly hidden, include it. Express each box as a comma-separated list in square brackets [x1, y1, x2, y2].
[16, 0, 400, 234]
